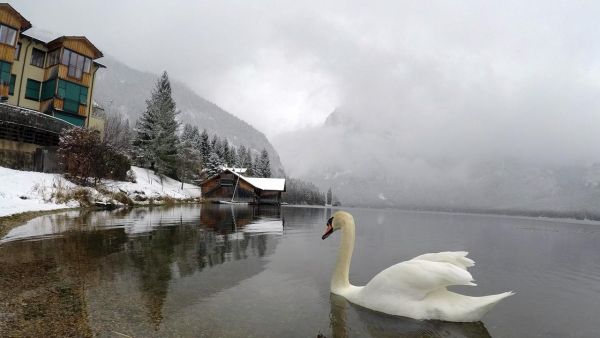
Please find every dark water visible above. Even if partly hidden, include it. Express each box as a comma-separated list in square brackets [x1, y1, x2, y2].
[0, 205, 599, 337]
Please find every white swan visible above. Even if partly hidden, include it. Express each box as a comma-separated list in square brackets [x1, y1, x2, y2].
[322, 211, 513, 322]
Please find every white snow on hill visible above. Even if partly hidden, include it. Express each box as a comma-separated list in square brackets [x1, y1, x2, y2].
[103, 166, 201, 201]
[0, 166, 201, 218]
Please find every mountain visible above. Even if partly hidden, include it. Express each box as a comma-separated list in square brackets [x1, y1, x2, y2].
[274, 109, 600, 215]
[93, 55, 285, 176]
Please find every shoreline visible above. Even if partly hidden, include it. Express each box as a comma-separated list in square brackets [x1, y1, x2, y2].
[0, 199, 204, 240]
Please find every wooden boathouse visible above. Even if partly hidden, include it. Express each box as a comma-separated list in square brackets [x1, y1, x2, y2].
[200, 168, 286, 205]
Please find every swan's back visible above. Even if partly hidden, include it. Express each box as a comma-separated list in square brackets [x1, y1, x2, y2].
[345, 251, 513, 321]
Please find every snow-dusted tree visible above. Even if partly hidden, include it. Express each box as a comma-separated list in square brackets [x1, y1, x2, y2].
[199, 129, 210, 162]
[230, 147, 239, 168]
[221, 139, 231, 166]
[251, 154, 260, 177]
[253, 149, 271, 178]
[204, 152, 224, 177]
[177, 124, 202, 185]
[235, 145, 247, 167]
[210, 135, 219, 156]
[133, 71, 180, 177]
[327, 187, 332, 205]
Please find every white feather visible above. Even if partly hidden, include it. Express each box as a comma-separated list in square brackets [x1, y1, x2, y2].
[327, 211, 513, 322]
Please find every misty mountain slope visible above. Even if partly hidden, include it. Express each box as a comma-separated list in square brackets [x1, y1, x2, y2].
[93, 55, 284, 176]
[274, 110, 600, 213]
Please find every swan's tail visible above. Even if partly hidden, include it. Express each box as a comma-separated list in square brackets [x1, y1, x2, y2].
[463, 291, 514, 322]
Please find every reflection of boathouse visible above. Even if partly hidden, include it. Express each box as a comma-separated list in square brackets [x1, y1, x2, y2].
[200, 168, 286, 205]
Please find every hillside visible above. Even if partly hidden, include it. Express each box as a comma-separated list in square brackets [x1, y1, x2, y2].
[93, 56, 285, 176]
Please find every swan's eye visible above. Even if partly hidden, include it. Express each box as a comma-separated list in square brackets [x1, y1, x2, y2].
[327, 217, 334, 226]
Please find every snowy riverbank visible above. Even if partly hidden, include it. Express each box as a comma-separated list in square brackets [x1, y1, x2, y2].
[0, 166, 201, 218]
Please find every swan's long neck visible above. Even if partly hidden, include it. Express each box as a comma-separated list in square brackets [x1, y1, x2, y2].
[331, 219, 355, 293]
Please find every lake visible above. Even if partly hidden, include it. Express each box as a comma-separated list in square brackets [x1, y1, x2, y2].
[0, 205, 598, 337]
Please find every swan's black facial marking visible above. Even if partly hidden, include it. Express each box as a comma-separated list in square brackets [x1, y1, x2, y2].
[322, 217, 335, 240]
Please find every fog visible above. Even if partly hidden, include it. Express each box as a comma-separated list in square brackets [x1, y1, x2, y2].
[16, 1, 600, 209]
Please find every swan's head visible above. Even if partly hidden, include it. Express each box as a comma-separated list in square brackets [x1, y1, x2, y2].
[322, 211, 353, 240]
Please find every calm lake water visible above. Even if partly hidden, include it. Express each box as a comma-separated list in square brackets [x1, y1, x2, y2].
[0, 205, 599, 337]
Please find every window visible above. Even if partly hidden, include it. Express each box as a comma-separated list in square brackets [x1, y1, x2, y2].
[84, 58, 91, 73]
[9, 74, 15, 95]
[40, 79, 56, 101]
[14, 42, 21, 60]
[31, 48, 45, 68]
[57, 79, 88, 113]
[25, 79, 41, 101]
[46, 49, 61, 67]
[0, 61, 11, 87]
[61, 49, 92, 79]
[0, 24, 17, 46]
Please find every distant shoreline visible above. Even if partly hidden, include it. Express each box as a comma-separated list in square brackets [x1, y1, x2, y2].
[283, 204, 600, 225]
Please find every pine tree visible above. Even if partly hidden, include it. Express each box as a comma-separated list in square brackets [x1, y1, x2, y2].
[178, 123, 202, 184]
[327, 187, 332, 205]
[251, 154, 260, 177]
[210, 135, 219, 157]
[236, 145, 247, 168]
[256, 149, 271, 178]
[200, 129, 210, 163]
[205, 152, 224, 177]
[133, 71, 180, 177]
[221, 139, 230, 166]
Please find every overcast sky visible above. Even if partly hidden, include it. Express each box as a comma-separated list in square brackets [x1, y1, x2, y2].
[15, 0, 600, 159]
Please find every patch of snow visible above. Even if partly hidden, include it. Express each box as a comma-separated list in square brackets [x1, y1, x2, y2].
[378, 193, 386, 200]
[0, 166, 201, 218]
[102, 166, 201, 200]
[0, 166, 76, 217]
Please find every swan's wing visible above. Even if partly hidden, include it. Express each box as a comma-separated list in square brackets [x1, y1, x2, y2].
[363, 259, 476, 301]
[411, 251, 475, 270]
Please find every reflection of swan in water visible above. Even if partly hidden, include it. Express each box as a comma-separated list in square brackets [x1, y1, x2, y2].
[328, 293, 492, 338]
[322, 211, 512, 322]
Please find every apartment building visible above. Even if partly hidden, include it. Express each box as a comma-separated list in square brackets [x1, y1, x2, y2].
[0, 3, 105, 127]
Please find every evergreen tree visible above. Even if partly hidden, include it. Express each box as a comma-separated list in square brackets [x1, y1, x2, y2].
[205, 152, 224, 177]
[259, 149, 271, 178]
[327, 187, 333, 205]
[200, 129, 210, 162]
[230, 147, 239, 168]
[236, 145, 247, 168]
[221, 139, 230, 166]
[178, 124, 202, 184]
[251, 154, 260, 177]
[210, 135, 219, 157]
[133, 71, 180, 177]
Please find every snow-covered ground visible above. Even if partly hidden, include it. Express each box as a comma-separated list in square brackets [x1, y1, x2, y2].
[0, 166, 201, 218]
[102, 166, 201, 201]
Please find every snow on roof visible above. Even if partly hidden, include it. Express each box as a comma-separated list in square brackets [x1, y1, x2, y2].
[21, 27, 60, 43]
[241, 176, 286, 191]
[221, 167, 247, 174]
[225, 169, 286, 191]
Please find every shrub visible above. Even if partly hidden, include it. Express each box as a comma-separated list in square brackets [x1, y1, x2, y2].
[58, 128, 131, 185]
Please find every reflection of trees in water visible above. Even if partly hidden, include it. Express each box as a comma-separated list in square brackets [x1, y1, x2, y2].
[128, 227, 177, 330]
[328, 293, 492, 338]
[0, 205, 283, 334]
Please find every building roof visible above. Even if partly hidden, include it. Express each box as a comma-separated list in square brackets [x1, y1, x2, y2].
[222, 167, 248, 174]
[20, 27, 58, 43]
[0, 3, 32, 31]
[21, 27, 104, 59]
[202, 168, 286, 192]
[241, 175, 286, 191]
